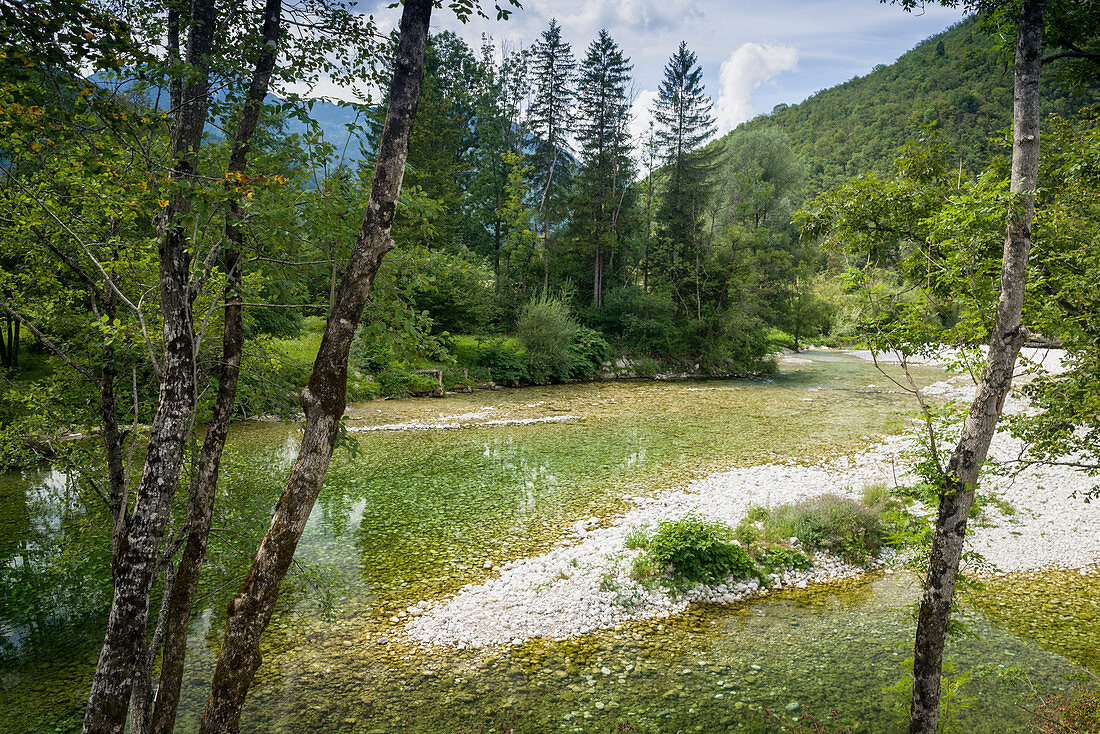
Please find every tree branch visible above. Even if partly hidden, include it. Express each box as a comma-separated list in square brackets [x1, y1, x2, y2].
[0, 301, 98, 382]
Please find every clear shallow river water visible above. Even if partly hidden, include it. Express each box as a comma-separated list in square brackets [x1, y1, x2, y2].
[0, 352, 1092, 733]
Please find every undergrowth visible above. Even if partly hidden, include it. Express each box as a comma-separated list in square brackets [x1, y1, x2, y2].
[626, 515, 810, 591]
[734, 488, 912, 563]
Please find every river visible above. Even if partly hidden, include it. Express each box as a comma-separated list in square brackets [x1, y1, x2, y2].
[0, 351, 1091, 732]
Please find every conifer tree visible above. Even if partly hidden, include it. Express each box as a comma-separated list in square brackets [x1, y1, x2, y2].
[653, 41, 716, 318]
[468, 40, 529, 288]
[527, 18, 576, 289]
[573, 29, 634, 309]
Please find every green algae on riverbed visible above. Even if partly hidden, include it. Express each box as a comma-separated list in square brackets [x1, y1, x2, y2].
[969, 567, 1100, 673]
[196, 574, 1083, 734]
[0, 353, 1091, 733]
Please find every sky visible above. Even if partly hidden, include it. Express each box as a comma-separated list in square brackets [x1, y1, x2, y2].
[324, 0, 967, 148]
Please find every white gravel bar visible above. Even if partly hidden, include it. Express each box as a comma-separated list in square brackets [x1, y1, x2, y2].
[402, 349, 1099, 648]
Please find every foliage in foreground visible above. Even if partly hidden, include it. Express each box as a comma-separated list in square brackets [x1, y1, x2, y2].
[1027, 682, 1100, 734]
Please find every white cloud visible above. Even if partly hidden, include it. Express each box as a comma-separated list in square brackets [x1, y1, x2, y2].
[715, 42, 798, 133]
[564, 0, 703, 37]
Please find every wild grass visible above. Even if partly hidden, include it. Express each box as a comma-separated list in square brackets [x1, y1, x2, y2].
[735, 490, 904, 563]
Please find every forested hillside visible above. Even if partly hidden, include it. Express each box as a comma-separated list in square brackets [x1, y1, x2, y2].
[726, 16, 1098, 188]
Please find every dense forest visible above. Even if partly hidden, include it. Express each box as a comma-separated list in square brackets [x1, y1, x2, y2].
[2, 0, 1100, 732]
[4, 11, 1096, 432]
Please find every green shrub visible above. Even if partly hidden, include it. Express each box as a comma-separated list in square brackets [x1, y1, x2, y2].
[353, 337, 392, 375]
[407, 373, 441, 396]
[771, 494, 888, 562]
[734, 518, 762, 548]
[629, 553, 661, 583]
[476, 339, 529, 384]
[599, 286, 677, 355]
[734, 505, 771, 548]
[517, 293, 578, 384]
[685, 312, 774, 376]
[408, 254, 494, 334]
[346, 377, 381, 402]
[630, 356, 660, 378]
[754, 546, 812, 574]
[646, 516, 755, 584]
[441, 367, 474, 390]
[567, 326, 612, 379]
[377, 366, 413, 397]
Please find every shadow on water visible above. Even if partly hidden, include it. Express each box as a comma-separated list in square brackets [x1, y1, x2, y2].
[0, 353, 1091, 732]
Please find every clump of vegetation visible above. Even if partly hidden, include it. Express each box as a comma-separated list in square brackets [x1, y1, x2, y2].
[623, 526, 650, 550]
[629, 516, 754, 586]
[567, 326, 612, 379]
[756, 546, 813, 574]
[517, 293, 579, 384]
[735, 493, 891, 563]
[476, 339, 529, 385]
[625, 514, 815, 592]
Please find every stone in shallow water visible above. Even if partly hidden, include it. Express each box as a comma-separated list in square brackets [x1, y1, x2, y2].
[786, 701, 801, 712]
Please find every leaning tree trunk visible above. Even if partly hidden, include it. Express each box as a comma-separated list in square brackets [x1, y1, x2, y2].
[145, 3, 283, 732]
[908, 2, 1045, 732]
[81, 1, 216, 732]
[196, 3, 432, 732]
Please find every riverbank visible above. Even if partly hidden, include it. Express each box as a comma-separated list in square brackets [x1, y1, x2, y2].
[401, 348, 1099, 649]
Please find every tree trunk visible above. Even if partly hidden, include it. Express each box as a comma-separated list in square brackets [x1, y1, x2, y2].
[197, 3, 432, 732]
[81, 1, 215, 731]
[694, 238, 702, 322]
[907, 2, 1044, 731]
[593, 245, 601, 309]
[148, 3, 281, 731]
[1, 313, 15, 368]
[1, 314, 9, 368]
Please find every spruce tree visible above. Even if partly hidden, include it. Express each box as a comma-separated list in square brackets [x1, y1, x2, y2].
[527, 18, 576, 289]
[573, 29, 634, 308]
[653, 41, 716, 318]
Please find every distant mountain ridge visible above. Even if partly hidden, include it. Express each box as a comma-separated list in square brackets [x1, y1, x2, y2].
[722, 16, 1099, 190]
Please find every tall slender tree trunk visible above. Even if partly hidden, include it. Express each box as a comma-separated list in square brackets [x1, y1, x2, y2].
[908, 2, 1044, 731]
[81, 1, 216, 731]
[1, 314, 16, 368]
[694, 243, 701, 322]
[145, 4, 282, 731]
[593, 245, 602, 309]
[197, 4, 432, 732]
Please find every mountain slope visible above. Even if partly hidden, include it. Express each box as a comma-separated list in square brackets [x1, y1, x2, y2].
[723, 17, 1099, 190]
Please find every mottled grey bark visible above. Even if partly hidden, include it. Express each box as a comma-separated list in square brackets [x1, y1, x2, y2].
[148, 2, 282, 731]
[196, 2, 433, 732]
[908, 1, 1045, 732]
[81, 0, 216, 731]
